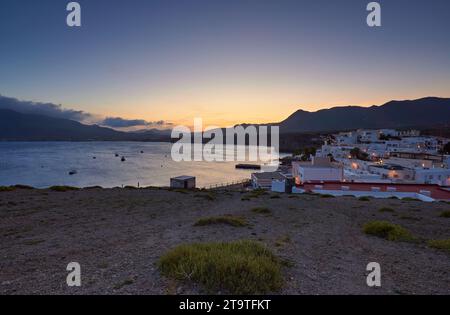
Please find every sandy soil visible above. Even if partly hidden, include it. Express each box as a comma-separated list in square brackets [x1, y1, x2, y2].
[0, 187, 449, 295]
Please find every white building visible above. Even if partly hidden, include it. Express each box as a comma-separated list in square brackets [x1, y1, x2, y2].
[368, 164, 415, 182]
[292, 157, 343, 184]
[335, 132, 358, 146]
[378, 129, 399, 137]
[313, 128, 449, 186]
[398, 129, 420, 137]
[252, 172, 286, 189]
[170, 176, 196, 189]
[414, 168, 450, 186]
[357, 130, 379, 143]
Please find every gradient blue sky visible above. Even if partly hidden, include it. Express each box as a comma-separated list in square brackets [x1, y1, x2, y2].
[1, 0, 449, 127]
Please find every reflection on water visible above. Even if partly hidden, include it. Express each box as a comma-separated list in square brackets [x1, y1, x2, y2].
[0, 142, 283, 188]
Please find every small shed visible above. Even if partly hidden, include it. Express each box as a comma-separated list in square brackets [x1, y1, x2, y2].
[170, 176, 196, 189]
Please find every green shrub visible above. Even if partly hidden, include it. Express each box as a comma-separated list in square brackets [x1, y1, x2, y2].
[0, 186, 15, 192]
[171, 188, 189, 194]
[379, 207, 395, 213]
[83, 186, 103, 190]
[402, 197, 421, 202]
[269, 194, 281, 199]
[358, 196, 371, 201]
[439, 211, 450, 218]
[251, 207, 271, 214]
[14, 185, 34, 190]
[363, 220, 414, 241]
[320, 194, 335, 198]
[194, 192, 215, 201]
[49, 186, 80, 192]
[399, 215, 421, 221]
[275, 235, 292, 247]
[194, 216, 248, 227]
[246, 189, 269, 199]
[113, 278, 134, 290]
[158, 240, 283, 294]
[427, 239, 450, 252]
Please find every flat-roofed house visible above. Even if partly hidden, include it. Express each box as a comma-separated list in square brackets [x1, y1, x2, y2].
[292, 157, 344, 184]
[170, 176, 196, 189]
[251, 172, 286, 189]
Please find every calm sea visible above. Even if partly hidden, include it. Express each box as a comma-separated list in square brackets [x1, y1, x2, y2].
[0, 142, 282, 188]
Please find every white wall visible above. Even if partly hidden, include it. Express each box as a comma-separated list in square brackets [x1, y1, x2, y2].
[310, 189, 436, 202]
[298, 166, 343, 182]
[271, 180, 286, 193]
[414, 168, 450, 185]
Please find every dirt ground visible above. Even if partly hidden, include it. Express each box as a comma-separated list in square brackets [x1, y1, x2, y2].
[0, 187, 449, 295]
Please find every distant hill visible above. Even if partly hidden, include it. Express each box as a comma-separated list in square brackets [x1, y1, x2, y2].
[278, 97, 450, 133]
[0, 109, 170, 141]
[1, 97, 449, 142]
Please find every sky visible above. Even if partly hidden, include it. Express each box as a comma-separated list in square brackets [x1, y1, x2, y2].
[0, 0, 449, 128]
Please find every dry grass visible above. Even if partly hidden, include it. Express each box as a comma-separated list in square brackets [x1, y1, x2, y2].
[427, 239, 450, 252]
[194, 215, 248, 227]
[0, 186, 15, 192]
[251, 207, 271, 214]
[363, 220, 415, 242]
[379, 207, 395, 213]
[49, 186, 79, 192]
[194, 192, 216, 201]
[158, 240, 283, 294]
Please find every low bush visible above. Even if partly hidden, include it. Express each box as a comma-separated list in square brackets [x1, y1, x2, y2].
[13, 185, 34, 190]
[251, 207, 271, 214]
[158, 240, 283, 294]
[49, 186, 80, 192]
[194, 215, 248, 227]
[427, 239, 450, 252]
[363, 220, 414, 241]
[0, 186, 15, 192]
[194, 192, 216, 201]
[402, 197, 421, 202]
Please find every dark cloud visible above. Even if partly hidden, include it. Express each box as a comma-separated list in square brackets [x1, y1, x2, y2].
[0, 94, 94, 122]
[0, 94, 172, 129]
[100, 117, 170, 128]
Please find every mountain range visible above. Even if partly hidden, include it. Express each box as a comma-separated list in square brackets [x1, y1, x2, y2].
[0, 109, 171, 141]
[277, 97, 450, 133]
[0, 97, 449, 141]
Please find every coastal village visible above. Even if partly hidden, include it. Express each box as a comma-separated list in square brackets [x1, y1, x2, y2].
[251, 129, 450, 202]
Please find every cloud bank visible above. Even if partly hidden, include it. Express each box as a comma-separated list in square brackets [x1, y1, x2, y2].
[100, 117, 170, 128]
[0, 95, 94, 122]
[0, 95, 171, 129]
